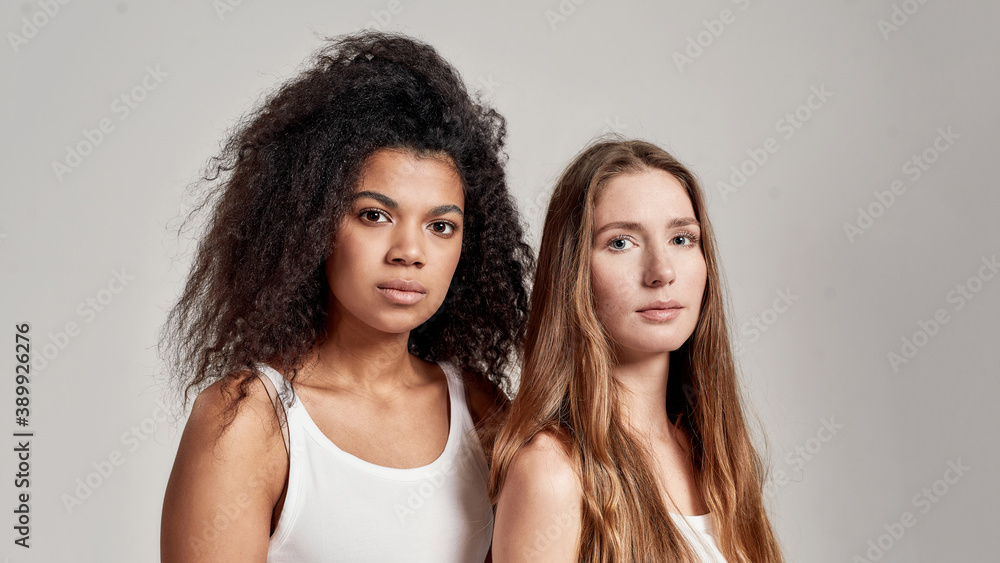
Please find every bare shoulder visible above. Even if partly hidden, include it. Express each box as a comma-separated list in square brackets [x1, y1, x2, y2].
[492, 430, 582, 563]
[161, 372, 287, 562]
[173, 372, 288, 495]
[506, 430, 580, 498]
[187, 373, 284, 444]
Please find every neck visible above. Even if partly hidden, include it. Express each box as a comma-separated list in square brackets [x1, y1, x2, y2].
[303, 298, 418, 392]
[612, 348, 673, 439]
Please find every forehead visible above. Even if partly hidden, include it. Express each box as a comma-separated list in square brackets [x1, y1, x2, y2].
[594, 169, 694, 223]
[357, 149, 463, 202]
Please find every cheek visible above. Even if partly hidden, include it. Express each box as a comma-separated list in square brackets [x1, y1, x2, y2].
[590, 256, 629, 323]
[326, 229, 365, 291]
[435, 237, 463, 281]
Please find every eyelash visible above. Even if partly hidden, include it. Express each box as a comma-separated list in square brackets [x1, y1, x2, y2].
[673, 231, 700, 246]
[606, 235, 635, 252]
[606, 231, 700, 252]
[359, 208, 390, 223]
[357, 207, 460, 237]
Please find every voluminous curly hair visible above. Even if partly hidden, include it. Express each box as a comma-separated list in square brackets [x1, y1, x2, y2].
[161, 31, 534, 419]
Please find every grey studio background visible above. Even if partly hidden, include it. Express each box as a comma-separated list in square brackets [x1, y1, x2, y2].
[2, 0, 998, 561]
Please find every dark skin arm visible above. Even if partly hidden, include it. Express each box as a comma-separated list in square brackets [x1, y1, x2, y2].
[161, 376, 288, 562]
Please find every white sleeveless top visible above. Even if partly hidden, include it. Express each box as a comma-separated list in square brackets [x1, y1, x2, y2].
[257, 361, 494, 562]
[669, 512, 728, 562]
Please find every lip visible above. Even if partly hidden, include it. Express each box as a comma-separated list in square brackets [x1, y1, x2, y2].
[636, 299, 682, 322]
[377, 279, 427, 305]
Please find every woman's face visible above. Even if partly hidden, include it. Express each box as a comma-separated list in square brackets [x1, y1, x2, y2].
[325, 149, 465, 336]
[590, 168, 707, 358]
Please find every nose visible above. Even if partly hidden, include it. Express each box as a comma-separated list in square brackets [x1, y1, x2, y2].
[643, 243, 676, 288]
[386, 222, 426, 267]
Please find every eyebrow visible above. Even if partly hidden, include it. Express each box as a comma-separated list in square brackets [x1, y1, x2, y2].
[594, 217, 699, 237]
[428, 204, 464, 217]
[353, 191, 464, 218]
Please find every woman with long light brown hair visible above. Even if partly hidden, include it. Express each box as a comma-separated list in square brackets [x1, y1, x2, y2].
[489, 139, 783, 562]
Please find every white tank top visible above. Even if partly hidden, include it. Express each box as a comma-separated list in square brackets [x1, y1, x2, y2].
[669, 512, 728, 562]
[257, 361, 494, 562]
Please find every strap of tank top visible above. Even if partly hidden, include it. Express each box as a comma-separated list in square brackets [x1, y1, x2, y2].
[255, 370, 290, 455]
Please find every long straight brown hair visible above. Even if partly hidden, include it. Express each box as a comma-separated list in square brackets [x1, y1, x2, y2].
[489, 139, 783, 562]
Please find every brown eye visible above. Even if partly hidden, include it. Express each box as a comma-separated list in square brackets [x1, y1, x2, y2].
[429, 221, 456, 236]
[359, 209, 389, 223]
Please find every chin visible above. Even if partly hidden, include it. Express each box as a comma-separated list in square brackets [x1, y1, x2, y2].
[613, 329, 696, 355]
[368, 317, 429, 336]
[620, 342, 687, 355]
[371, 308, 440, 334]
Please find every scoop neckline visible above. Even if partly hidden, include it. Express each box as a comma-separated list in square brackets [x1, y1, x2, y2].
[669, 512, 716, 532]
[266, 361, 462, 482]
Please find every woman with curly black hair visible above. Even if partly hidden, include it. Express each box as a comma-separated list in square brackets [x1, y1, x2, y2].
[159, 31, 533, 562]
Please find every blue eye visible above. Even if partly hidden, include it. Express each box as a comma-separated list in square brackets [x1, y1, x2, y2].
[607, 236, 634, 251]
[672, 232, 700, 246]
